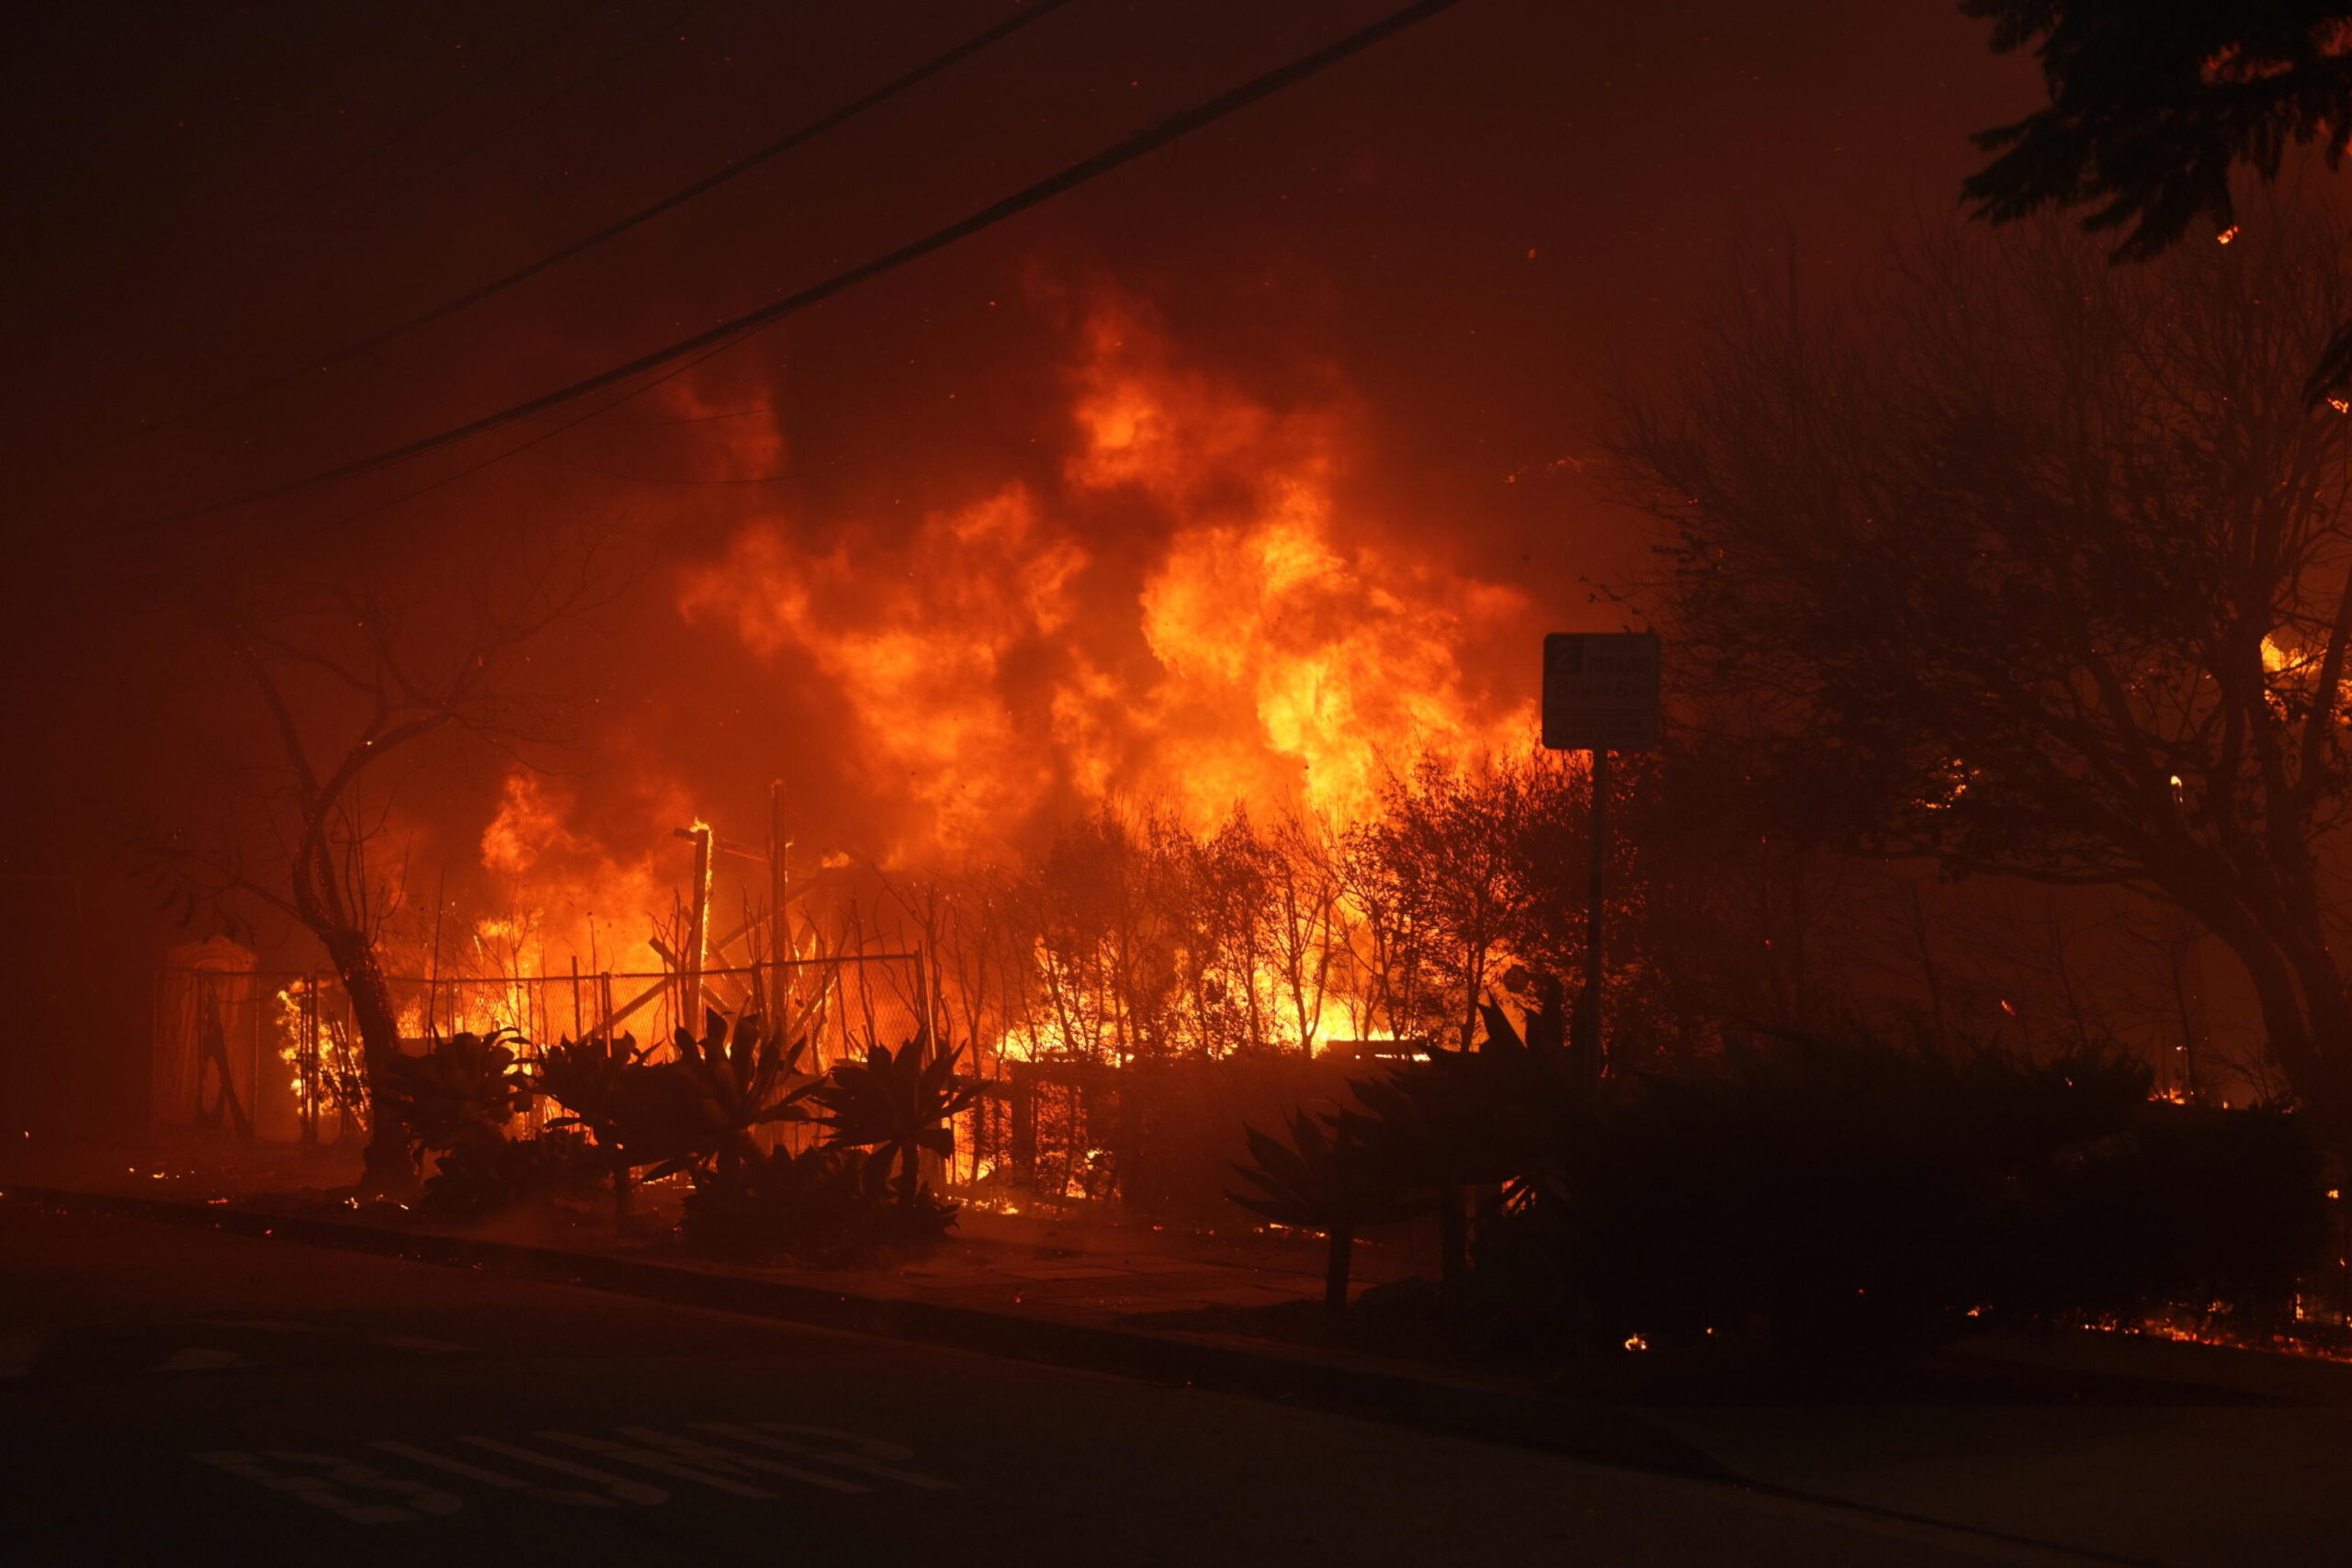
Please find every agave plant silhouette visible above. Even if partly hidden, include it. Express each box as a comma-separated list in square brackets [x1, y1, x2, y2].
[683, 1144, 959, 1266]
[535, 1032, 663, 1223]
[1230, 1109, 1429, 1313]
[806, 1034, 985, 1205]
[1339, 987, 1585, 1201]
[376, 1030, 535, 1165]
[656, 1010, 823, 1185]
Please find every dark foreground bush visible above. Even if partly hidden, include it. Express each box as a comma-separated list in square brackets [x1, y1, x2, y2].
[377, 1031, 535, 1172]
[1464, 1034, 2325, 1364]
[682, 1145, 958, 1266]
[2022, 1101, 2325, 1325]
[420, 1130, 605, 1222]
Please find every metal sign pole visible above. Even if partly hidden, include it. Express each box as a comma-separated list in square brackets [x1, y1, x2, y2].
[1577, 747, 1610, 1086]
[1543, 630, 1658, 1091]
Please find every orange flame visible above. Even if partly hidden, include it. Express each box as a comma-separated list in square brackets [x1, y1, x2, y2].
[679, 297, 1534, 861]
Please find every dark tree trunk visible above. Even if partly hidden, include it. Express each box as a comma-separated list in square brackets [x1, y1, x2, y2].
[1438, 1184, 1467, 1282]
[1472, 1183, 1504, 1263]
[322, 928, 412, 1195]
[1324, 1221, 1355, 1314]
[2184, 895, 2352, 1149]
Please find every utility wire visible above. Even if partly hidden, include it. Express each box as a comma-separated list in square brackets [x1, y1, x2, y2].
[85, 3, 612, 395]
[121, 0, 1469, 537]
[91, 0, 724, 465]
[258, 344, 740, 552]
[135, 0, 1078, 446]
[248, 280, 763, 555]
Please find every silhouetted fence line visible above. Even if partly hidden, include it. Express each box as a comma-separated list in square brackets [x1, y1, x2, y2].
[152, 950, 930, 1150]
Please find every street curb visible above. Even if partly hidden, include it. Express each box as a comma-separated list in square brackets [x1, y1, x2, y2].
[4, 1183, 1733, 1483]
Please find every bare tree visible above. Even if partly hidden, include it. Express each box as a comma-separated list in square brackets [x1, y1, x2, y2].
[1346, 755, 1576, 1048]
[1612, 207, 2352, 1137]
[135, 547, 602, 1190]
[1262, 811, 1345, 1053]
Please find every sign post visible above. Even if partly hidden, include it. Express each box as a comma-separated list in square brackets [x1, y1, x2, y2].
[1542, 632, 1660, 1086]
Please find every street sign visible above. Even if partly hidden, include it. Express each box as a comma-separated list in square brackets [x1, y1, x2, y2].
[1542, 632, 1659, 751]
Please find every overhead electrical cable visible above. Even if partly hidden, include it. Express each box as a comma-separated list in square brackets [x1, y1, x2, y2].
[243, 293, 770, 556]
[120, 0, 1470, 537]
[259, 342, 744, 551]
[92, 0, 725, 463]
[135, 0, 1079, 443]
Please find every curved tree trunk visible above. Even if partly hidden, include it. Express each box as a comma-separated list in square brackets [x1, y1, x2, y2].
[2200, 914, 2352, 1147]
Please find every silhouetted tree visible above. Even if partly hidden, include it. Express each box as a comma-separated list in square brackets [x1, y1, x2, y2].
[132, 549, 603, 1192]
[1344, 756, 1578, 1049]
[1962, 0, 2352, 398]
[1261, 812, 1346, 1053]
[1612, 209, 2352, 1139]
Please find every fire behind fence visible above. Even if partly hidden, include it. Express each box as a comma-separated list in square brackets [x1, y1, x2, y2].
[151, 942, 1402, 1220]
[153, 948, 931, 1150]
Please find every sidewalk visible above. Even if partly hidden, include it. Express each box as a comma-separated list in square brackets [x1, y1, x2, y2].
[2, 1130, 1419, 1326]
[1646, 1330, 2352, 1568]
[14, 1137, 2352, 1565]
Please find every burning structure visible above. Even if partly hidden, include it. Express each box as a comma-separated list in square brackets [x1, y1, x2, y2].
[140, 299, 1589, 1219]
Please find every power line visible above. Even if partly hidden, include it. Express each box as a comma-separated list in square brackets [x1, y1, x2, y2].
[77, 3, 616, 400]
[121, 0, 1471, 538]
[132, 0, 1078, 446]
[256, 343, 742, 553]
[246, 286, 766, 555]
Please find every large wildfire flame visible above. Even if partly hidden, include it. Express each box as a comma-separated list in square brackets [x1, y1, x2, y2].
[263, 297, 1563, 1197]
[477, 771, 681, 976]
[676, 298, 1536, 861]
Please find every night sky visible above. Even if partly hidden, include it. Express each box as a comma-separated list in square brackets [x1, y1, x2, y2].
[6, 2, 2032, 547]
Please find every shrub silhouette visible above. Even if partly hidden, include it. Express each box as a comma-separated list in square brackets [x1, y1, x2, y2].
[1337, 987, 1584, 1201]
[421, 1128, 604, 1221]
[1308, 1021, 2327, 1363]
[662, 1026, 977, 1263]
[652, 1010, 822, 1185]
[375, 1030, 534, 1169]
[805, 1034, 985, 1206]
[1230, 1109, 1430, 1312]
[683, 1145, 956, 1266]
[535, 1032, 660, 1224]
[1482, 1032, 2327, 1362]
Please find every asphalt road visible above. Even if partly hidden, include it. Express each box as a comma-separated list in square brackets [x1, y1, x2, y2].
[0, 1204, 2063, 1567]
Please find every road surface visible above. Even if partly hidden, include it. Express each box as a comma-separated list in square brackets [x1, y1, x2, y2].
[0, 1202, 2057, 1566]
